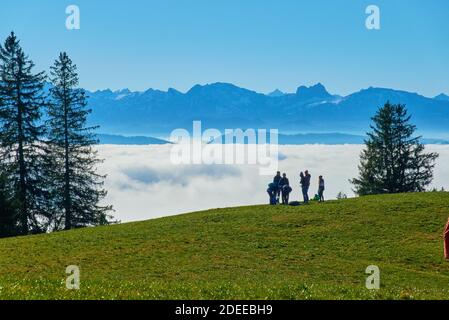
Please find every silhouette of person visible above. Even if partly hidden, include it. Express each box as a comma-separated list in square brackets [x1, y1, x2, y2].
[279, 173, 291, 205]
[301, 170, 311, 204]
[273, 171, 281, 203]
[318, 175, 325, 202]
[267, 183, 277, 205]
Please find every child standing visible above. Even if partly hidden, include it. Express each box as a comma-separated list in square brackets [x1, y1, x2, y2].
[318, 176, 325, 202]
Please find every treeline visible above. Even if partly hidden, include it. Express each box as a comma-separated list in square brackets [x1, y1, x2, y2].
[0, 32, 113, 238]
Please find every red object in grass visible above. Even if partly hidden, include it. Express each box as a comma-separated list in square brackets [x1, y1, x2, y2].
[444, 219, 449, 259]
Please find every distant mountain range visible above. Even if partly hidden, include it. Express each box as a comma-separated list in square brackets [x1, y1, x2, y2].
[83, 83, 449, 138]
[276, 133, 449, 145]
[97, 134, 170, 145]
[97, 133, 449, 146]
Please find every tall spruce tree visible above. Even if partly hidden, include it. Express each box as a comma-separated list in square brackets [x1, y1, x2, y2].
[351, 102, 439, 195]
[48, 52, 113, 230]
[0, 32, 51, 234]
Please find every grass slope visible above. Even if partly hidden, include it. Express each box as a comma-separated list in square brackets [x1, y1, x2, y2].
[1, 192, 449, 300]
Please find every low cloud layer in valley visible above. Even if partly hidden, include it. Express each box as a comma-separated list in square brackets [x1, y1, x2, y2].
[97, 145, 449, 222]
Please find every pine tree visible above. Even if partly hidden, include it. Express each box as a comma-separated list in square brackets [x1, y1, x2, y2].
[351, 102, 439, 195]
[0, 32, 51, 234]
[48, 52, 113, 230]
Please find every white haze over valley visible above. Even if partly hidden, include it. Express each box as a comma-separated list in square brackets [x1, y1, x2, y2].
[97, 145, 449, 222]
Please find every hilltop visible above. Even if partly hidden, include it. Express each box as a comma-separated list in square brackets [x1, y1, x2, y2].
[1, 192, 449, 300]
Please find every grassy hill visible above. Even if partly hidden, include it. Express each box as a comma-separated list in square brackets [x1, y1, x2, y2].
[1, 192, 449, 300]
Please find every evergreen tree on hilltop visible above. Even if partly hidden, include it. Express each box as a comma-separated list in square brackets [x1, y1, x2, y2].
[351, 102, 439, 195]
[0, 32, 51, 234]
[48, 52, 113, 230]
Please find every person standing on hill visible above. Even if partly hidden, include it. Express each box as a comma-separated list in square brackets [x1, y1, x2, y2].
[301, 170, 311, 204]
[318, 175, 325, 202]
[279, 173, 291, 205]
[279, 173, 289, 189]
[273, 171, 282, 203]
[300, 172, 305, 201]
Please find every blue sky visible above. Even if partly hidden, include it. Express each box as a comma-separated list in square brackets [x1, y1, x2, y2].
[0, 0, 448, 97]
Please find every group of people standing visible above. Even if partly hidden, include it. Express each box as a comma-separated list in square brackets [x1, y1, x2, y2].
[267, 170, 325, 205]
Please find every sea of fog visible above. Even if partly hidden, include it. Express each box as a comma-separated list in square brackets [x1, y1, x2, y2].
[96, 145, 449, 222]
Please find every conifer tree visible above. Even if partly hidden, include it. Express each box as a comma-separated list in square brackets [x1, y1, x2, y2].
[47, 52, 113, 230]
[0, 32, 51, 234]
[351, 102, 439, 195]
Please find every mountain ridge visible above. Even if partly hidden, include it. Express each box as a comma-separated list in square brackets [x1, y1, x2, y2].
[435, 93, 449, 102]
[81, 83, 449, 137]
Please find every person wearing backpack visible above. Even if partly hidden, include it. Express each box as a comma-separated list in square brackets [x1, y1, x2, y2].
[267, 183, 277, 205]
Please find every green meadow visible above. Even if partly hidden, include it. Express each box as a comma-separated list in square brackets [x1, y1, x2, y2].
[1, 192, 449, 300]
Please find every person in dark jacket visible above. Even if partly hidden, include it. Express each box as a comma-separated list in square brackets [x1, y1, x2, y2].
[301, 170, 311, 204]
[299, 172, 305, 200]
[273, 171, 281, 203]
[279, 173, 289, 188]
[279, 173, 291, 205]
[267, 183, 277, 205]
[318, 175, 325, 202]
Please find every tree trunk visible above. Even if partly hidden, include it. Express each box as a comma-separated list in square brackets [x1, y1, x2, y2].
[16, 84, 28, 234]
[63, 86, 71, 230]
